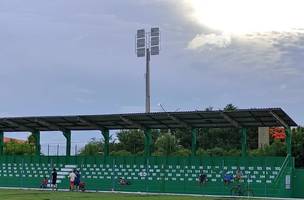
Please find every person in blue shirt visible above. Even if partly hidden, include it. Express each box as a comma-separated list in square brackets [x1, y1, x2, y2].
[223, 171, 233, 185]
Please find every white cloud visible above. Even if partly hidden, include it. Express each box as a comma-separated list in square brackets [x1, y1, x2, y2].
[186, 31, 304, 77]
[187, 0, 304, 34]
[187, 33, 231, 49]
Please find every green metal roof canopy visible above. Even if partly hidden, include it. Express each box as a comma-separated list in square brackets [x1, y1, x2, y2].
[0, 108, 297, 132]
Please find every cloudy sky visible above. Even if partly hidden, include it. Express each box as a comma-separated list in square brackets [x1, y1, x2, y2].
[0, 0, 303, 154]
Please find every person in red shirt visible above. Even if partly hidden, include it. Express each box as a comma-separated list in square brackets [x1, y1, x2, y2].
[40, 177, 48, 188]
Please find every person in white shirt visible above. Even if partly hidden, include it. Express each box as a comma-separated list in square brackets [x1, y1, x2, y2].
[68, 170, 77, 191]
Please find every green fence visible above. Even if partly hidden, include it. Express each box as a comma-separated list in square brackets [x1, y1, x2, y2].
[0, 156, 294, 198]
[292, 168, 304, 198]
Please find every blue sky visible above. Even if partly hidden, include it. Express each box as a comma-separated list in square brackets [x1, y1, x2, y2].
[0, 0, 303, 154]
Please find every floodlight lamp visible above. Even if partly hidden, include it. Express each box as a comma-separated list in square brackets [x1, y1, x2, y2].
[151, 27, 160, 37]
[137, 29, 145, 38]
[151, 37, 159, 46]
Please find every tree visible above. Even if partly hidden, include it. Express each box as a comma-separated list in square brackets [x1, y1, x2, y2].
[3, 134, 37, 155]
[116, 130, 145, 154]
[204, 106, 213, 111]
[154, 132, 179, 156]
[197, 104, 258, 151]
[79, 138, 103, 156]
[224, 104, 238, 111]
[292, 127, 304, 167]
[27, 134, 36, 145]
[4, 141, 35, 155]
[110, 150, 132, 156]
[173, 129, 191, 149]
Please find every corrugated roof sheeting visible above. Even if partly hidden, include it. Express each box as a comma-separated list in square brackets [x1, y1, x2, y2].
[0, 108, 297, 132]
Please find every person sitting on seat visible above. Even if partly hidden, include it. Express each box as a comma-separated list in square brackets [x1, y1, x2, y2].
[199, 170, 207, 184]
[223, 172, 233, 185]
[235, 167, 243, 182]
[40, 176, 48, 188]
[79, 181, 86, 192]
[119, 177, 130, 185]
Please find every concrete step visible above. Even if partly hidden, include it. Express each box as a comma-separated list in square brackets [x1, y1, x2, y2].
[57, 171, 69, 175]
[65, 165, 77, 168]
[61, 168, 72, 172]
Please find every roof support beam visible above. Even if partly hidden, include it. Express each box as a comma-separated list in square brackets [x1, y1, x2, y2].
[241, 128, 248, 157]
[63, 130, 71, 156]
[120, 116, 145, 129]
[101, 129, 110, 157]
[77, 117, 106, 130]
[146, 115, 170, 129]
[167, 114, 191, 129]
[0, 131, 3, 155]
[269, 111, 289, 128]
[220, 112, 241, 128]
[285, 127, 292, 156]
[32, 130, 41, 156]
[34, 119, 66, 132]
[249, 111, 265, 127]
[144, 129, 152, 156]
[2, 119, 35, 132]
[191, 128, 197, 156]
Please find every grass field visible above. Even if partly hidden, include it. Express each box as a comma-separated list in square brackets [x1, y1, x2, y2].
[0, 189, 249, 200]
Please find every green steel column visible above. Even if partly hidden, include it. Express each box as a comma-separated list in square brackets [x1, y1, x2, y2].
[191, 128, 198, 156]
[63, 130, 71, 156]
[102, 129, 110, 157]
[285, 127, 292, 156]
[32, 130, 41, 156]
[0, 131, 3, 155]
[144, 129, 152, 156]
[241, 128, 248, 157]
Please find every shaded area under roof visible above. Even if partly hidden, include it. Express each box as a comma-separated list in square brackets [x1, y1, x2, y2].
[0, 108, 297, 132]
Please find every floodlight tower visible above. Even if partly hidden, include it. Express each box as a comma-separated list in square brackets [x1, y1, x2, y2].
[136, 27, 160, 113]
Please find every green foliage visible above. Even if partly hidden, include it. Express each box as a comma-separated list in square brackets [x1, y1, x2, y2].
[204, 106, 213, 111]
[249, 140, 286, 156]
[110, 150, 132, 156]
[206, 147, 226, 156]
[27, 134, 36, 145]
[198, 128, 241, 150]
[136, 150, 144, 156]
[79, 138, 103, 156]
[4, 141, 35, 155]
[172, 148, 191, 156]
[154, 132, 179, 156]
[224, 104, 238, 111]
[196, 148, 208, 156]
[196, 148, 240, 156]
[225, 149, 241, 156]
[173, 129, 191, 149]
[292, 127, 304, 167]
[116, 130, 144, 154]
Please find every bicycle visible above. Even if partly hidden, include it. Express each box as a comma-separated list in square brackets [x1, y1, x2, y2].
[230, 183, 254, 197]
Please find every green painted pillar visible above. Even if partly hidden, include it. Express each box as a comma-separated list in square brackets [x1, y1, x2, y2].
[144, 129, 152, 156]
[285, 127, 292, 156]
[102, 129, 110, 157]
[241, 128, 248, 157]
[0, 131, 3, 155]
[191, 128, 198, 156]
[63, 130, 71, 156]
[32, 130, 41, 156]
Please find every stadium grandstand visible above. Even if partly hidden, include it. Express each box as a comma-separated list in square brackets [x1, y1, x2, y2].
[0, 107, 303, 198]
